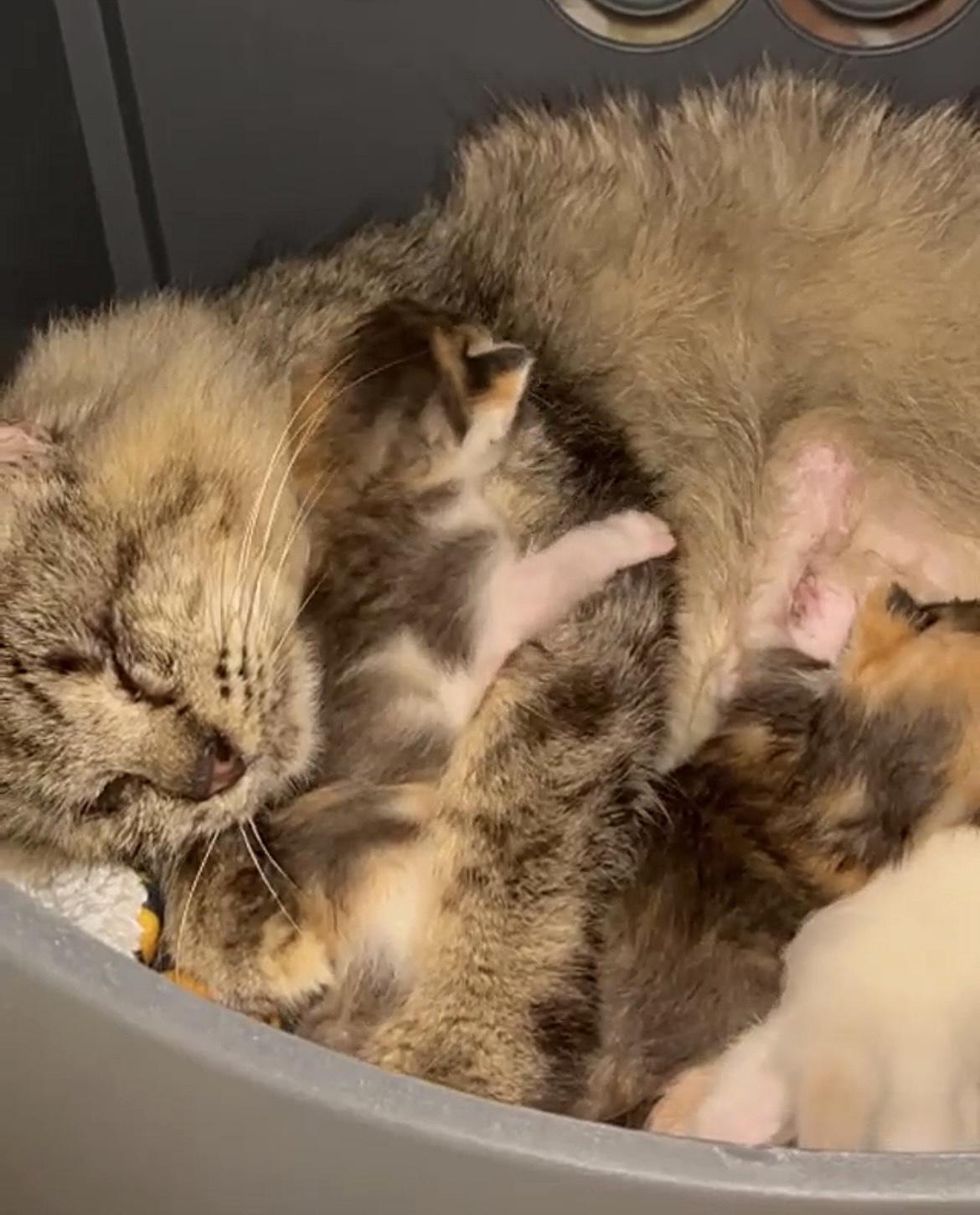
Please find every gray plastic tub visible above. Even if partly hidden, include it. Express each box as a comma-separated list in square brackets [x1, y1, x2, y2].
[4, 880, 979, 1214]
[5, 2, 980, 1211]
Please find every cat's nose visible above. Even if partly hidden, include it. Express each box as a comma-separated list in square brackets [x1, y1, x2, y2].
[192, 732, 245, 800]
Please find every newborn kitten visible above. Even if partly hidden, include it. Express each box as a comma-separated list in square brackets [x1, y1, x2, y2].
[286, 301, 674, 801]
[662, 826, 980, 1152]
[637, 584, 980, 1130]
[158, 303, 674, 1013]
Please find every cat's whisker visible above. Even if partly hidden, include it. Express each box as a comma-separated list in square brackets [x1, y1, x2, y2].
[256, 474, 327, 646]
[172, 830, 220, 983]
[267, 568, 330, 669]
[238, 822, 300, 932]
[247, 818, 297, 889]
[240, 352, 418, 654]
[205, 569, 222, 646]
[232, 349, 357, 621]
[237, 374, 343, 651]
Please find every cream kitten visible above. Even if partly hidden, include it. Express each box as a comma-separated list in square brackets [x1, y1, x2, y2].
[656, 827, 980, 1151]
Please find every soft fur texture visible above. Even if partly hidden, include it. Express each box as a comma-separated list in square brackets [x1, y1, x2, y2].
[654, 826, 980, 1151]
[154, 303, 673, 1018]
[5, 73, 980, 1118]
[646, 585, 980, 1142]
[0, 301, 318, 870]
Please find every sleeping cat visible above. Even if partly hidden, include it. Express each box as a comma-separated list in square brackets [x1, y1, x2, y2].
[5, 72, 980, 1117]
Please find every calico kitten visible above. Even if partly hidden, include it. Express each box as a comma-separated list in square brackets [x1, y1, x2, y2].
[636, 584, 980, 1136]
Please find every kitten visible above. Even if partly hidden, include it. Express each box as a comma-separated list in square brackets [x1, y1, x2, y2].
[284, 301, 674, 801]
[647, 586, 980, 1144]
[655, 826, 980, 1152]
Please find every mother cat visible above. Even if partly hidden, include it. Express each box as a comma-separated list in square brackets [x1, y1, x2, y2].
[3, 73, 980, 1121]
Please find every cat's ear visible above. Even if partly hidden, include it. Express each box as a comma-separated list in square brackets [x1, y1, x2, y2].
[427, 323, 532, 476]
[0, 420, 54, 476]
[290, 300, 532, 486]
[838, 582, 936, 687]
[882, 583, 940, 633]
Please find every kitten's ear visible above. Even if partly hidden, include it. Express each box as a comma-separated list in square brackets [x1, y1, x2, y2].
[883, 584, 939, 632]
[839, 582, 934, 687]
[428, 325, 533, 475]
[0, 420, 54, 475]
[290, 300, 532, 486]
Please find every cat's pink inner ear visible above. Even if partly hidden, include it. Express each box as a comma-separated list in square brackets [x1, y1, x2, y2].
[0, 421, 51, 467]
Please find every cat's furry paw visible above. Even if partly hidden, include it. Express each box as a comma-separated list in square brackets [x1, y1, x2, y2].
[255, 910, 334, 1005]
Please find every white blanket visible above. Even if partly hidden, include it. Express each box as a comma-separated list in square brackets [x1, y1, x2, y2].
[11, 864, 147, 956]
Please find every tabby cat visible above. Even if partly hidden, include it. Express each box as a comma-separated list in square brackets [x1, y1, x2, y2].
[4, 73, 980, 1119]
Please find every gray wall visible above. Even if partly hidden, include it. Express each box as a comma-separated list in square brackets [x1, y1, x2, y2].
[0, 0, 113, 376]
[63, 0, 980, 290]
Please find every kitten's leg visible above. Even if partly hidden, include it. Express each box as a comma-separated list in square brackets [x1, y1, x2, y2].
[872, 1053, 973, 1152]
[793, 1044, 878, 1150]
[158, 782, 437, 1019]
[478, 511, 674, 678]
[157, 827, 332, 1017]
[646, 1064, 718, 1137]
[648, 1021, 791, 1147]
[355, 631, 669, 1108]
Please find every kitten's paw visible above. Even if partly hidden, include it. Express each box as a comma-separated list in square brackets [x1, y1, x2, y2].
[257, 911, 334, 1005]
[648, 1030, 789, 1148]
[595, 510, 676, 564]
[647, 1064, 717, 1137]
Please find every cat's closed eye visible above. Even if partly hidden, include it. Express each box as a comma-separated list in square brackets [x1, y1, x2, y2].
[108, 651, 176, 707]
[41, 649, 102, 677]
[41, 639, 177, 708]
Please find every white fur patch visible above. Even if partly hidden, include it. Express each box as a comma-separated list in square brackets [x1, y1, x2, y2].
[682, 828, 980, 1151]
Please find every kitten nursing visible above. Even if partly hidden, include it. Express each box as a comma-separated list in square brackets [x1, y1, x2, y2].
[5, 72, 980, 1136]
[648, 580, 980, 1147]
